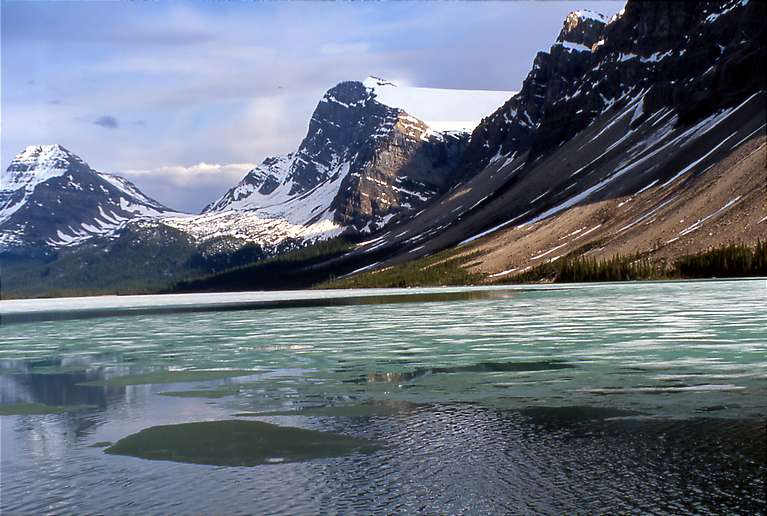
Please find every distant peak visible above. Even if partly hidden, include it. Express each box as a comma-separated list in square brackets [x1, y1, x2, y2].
[11, 143, 85, 164]
[3, 144, 87, 193]
[18, 143, 72, 158]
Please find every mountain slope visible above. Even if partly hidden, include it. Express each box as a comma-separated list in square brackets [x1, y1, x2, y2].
[0, 145, 179, 256]
[321, 0, 766, 281]
[471, 134, 766, 280]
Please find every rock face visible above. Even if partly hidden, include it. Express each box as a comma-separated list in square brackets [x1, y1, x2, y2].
[0, 145, 177, 255]
[345, 0, 767, 275]
[459, 10, 608, 177]
[201, 79, 471, 239]
[459, 0, 766, 178]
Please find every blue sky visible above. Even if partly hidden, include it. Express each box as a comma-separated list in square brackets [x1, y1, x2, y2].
[1, 1, 623, 212]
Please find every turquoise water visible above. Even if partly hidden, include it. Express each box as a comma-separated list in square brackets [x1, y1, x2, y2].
[1, 280, 765, 514]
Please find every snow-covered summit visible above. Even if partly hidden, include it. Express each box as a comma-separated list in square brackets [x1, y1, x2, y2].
[362, 76, 515, 132]
[193, 77, 473, 252]
[2, 144, 84, 193]
[0, 145, 179, 251]
[573, 9, 607, 23]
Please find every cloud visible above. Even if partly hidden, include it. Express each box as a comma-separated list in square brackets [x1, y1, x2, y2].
[120, 162, 257, 212]
[92, 115, 119, 129]
[123, 162, 256, 185]
[1, 2, 214, 47]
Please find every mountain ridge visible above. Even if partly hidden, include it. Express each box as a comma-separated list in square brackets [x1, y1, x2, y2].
[155, 77, 511, 254]
[2, 0, 765, 296]
[0, 144, 180, 255]
[335, 0, 766, 281]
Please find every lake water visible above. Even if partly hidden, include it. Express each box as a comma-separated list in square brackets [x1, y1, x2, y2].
[1, 280, 765, 514]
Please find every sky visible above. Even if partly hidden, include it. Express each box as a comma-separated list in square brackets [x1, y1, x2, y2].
[1, 1, 624, 213]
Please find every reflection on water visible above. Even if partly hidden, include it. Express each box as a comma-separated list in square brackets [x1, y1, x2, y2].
[1, 280, 765, 514]
[355, 360, 575, 384]
[0, 361, 112, 408]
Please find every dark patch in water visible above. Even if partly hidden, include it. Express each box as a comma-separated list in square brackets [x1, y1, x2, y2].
[0, 403, 95, 416]
[158, 388, 240, 399]
[0, 367, 110, 409]
[348, 360, 575, 384]
[105, 420, 381, 466]
[697, 405, 729, 412]
[79, 370, 256, 387]
[435, 361, 574, 373]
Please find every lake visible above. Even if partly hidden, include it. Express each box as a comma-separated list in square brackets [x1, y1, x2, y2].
[1, 280, 765, 514]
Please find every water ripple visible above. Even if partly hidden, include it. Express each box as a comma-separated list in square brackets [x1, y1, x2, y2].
[1, 279, 765, 513]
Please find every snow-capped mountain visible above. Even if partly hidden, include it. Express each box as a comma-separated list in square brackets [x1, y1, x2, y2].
[4, 0, 765, 296]
[1, 80, 514, 259]
[0, 144, 179, 254]
[170, 77, 513, 252]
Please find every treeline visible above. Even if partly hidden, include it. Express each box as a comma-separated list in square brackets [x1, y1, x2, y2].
[0, 225, 206, 299]
[502, 240, 767, 284]
[508, 254, 662, 283]
[675, 240, 767, 278]
[317, 250, 483, 289]
[171, 237, 357, 292]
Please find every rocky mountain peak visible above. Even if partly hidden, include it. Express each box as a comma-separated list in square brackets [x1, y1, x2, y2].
[557, 10, 607, 48]
[1, 145, 176, 253]
[13, 143, 74, 162]
[195, 77, 481, 246]
[459, 0, 765, 177]
[321, 80, 375, 108]
[2, 144, 87, 193]
[284, 80, 400, 196]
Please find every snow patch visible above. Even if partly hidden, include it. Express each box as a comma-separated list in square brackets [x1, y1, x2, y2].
[573, 9, 607, 23]
[677, 196, 742, 237]
[363, 76, 514, 133]
[555, 41, 593, 53]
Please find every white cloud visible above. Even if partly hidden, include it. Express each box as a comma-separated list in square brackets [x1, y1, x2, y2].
[122, 162, 256, 185]
[118, 162, 258, 213]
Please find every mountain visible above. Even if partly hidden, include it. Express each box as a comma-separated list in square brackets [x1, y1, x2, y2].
[0, 80, 512, 262]
[0, 145, 179, 257]
[332, 0, 766, 280]
[156, 77, 513, 253]
[0, 81, 514, 296]
[3, 0, 766, 297]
